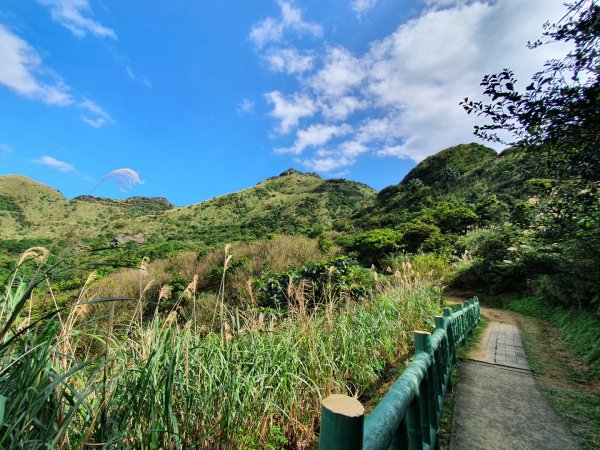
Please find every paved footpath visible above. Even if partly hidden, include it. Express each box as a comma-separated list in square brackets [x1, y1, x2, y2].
[449, 310, 580, 450]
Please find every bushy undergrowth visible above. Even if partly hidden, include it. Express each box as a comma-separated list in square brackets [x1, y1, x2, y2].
[88, 235, 330, 309]
[0, 258, 442, 449]
[253, 256, 374, 308]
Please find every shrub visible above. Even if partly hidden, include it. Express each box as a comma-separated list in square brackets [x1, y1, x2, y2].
[254, 256, 374, 308]
[398, 221, 441, 253]
[432, 203, 478, 234]
[344, 228, 404, 265]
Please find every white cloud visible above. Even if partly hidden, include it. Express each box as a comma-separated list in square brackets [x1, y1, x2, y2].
[321, 96, 368, 120]
[249, 0, 322, 48]
[0, 24, 72, 105]
[265, 48, 314, 75]
[261, 0, 567, 172]
[352, 0, 378, 15]
[39, 0, 116, 39]
[264, 91, 318, 134]
[301, 139, 368, 172]
[301, 155, 354, 172]
[101, 168, 145, 192]
[237, 98, 255, 115]
[126, 66, 152, 88]
[310, 47, 365, 97]
[329, 169, 350, 178]
[79, 98, 112, 128]
[276, 123, 352, 154]
[0, 24, 112, 128]
[0, 144, 14, 153]
[33, 155, 76, 172]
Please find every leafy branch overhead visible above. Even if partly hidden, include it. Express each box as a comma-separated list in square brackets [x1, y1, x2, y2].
[461, 0, 599, 181]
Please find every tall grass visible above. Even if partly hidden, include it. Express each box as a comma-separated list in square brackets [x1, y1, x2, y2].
[0, 255, 442, 449]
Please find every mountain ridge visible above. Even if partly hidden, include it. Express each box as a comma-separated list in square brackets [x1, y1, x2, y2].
[0, 168, 377, 243]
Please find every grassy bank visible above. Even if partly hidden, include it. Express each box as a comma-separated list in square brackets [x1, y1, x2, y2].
[505, 297, 600, 380]
[0, 269, 443, 449]
[506, 298, 600, 449]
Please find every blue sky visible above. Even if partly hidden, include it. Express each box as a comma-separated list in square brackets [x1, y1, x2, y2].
[0, 0, 565, 205]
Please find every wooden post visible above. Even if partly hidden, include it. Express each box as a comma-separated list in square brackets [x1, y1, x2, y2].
[414, 331, 432, 356]
[320, 394, 365, 450]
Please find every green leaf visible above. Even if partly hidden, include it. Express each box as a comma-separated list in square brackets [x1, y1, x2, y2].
[0, 394, 5, 426]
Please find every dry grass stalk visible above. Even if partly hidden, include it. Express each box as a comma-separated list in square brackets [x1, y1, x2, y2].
[213, 245, 232, 335]
[17, 246, 49, 267]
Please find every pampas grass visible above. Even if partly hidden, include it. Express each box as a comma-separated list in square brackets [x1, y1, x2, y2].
[0, 252, 442, 448]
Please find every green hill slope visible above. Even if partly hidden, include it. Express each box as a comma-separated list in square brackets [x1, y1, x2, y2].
[357, 143, 545, 229]
[0, 169, 376, 246]
[161, 169, 375, 243]
[0, 175, 69, 239]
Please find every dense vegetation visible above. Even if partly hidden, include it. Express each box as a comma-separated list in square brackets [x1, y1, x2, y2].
[1, 250, 443, 449]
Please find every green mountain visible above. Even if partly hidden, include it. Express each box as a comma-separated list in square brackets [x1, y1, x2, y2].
[3, 142, 595, 305]
[0, 169, 376, 245]
[356, 143, 545, 230]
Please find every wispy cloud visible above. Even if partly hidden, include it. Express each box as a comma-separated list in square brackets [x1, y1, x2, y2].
[38, 0, 116, 39]
[0, 24, 72, 105]
[258, 0, 566, 173]
[249, 0, 322, 49]
[79, 98, 113, 128]
[237, 98, 255, 115]
[0, 24, 112, 127]
[309, 46, 365, 97]
[99, 168, 144, 192]
[33, 155, 76, 172]
[264, 48, 314, 75]
[276, 123, 352, 154]
[0, 144, 14, 153]
[351, 0, 378, 16]
[264, 91, 318, 134]
[126, 66, 152, 88]
[301, 140, 368, 172]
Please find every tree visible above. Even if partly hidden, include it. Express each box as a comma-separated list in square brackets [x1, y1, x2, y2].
[461, 0, 599, 182]
[461, 1, 600, 307]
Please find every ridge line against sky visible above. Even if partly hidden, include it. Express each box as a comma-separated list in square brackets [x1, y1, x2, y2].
[0, 0, 565, 205]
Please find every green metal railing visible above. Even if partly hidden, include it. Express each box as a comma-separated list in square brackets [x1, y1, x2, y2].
[320, 298, 480, 450]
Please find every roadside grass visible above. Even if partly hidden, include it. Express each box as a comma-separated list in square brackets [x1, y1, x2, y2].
[505, 297, 600, 380]
[0, 260, 444, 449]
[514, 311, 600, 449]
[437, 314, 487, 449]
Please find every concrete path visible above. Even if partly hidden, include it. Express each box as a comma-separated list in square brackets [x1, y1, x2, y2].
[471, 322, 529, 370]
[449, 310, 579, 450]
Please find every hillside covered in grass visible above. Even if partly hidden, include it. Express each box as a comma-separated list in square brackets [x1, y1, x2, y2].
[4, 139, 594, 307]
[0, 169, 375, 244]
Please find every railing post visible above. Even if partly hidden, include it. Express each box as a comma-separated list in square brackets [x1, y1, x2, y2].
[453, 304, 463, 343]
[435, 316, 451, 396]
[320, 394, 364, 450]
[414, 331, 434, 446]
[434, 316, 446, 397]
[463, 301, 472, 335]
[443, 307, 456, 364]
[394, 397, 422, 450]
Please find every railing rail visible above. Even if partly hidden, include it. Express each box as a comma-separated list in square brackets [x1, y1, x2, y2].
[320, 298, 480, 450]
